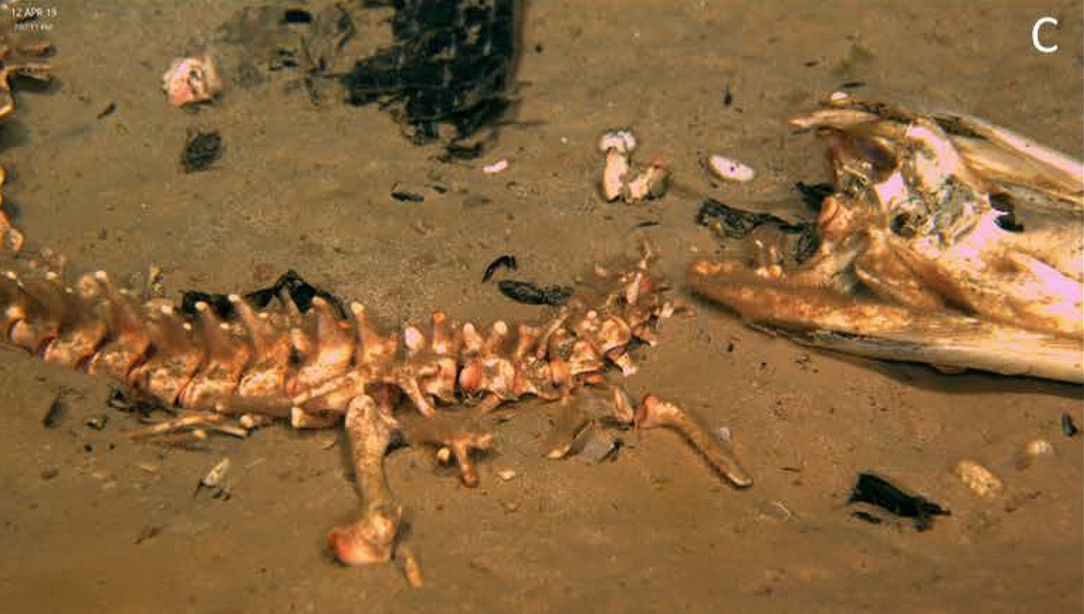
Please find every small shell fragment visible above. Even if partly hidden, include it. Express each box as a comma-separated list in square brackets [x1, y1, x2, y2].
[482, 158, 509, 174]
[706, 154, 756, 183]
[953, 459, 1003, 497]
[497, 469, 517, 481]
[829, 90, 850, 104]
[161, 54, 223, 108]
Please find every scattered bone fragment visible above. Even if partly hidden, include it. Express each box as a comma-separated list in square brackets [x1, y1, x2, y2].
[626, 159, 670, 201]
[635, 395, 753, 488]
[953, 459, 1003, 497]
[482, 158, 509, 174]
[543, 404, 592, 459]
[195, 457, 231, 497]
[128, 412, 248, 439]
[705, 154, 756, 183]
[397, 546, 424, 588]
[609, 387, 636, 424]
[161, 54, 223, 107]
[1015, 438, 1055, 470]
[597, 128, 669, 203]
[1022, 439, 1055, 458]
[239, 413, 273, 430]
[601, 147, 631, 202]
[755, 500, 793, 521]
[397, 411, 495, 487]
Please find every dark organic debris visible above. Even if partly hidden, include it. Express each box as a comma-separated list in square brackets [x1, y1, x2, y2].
[283, 8, 312, 24]
[133, 525, 163, 545]
[482, 254, 517, 282]
[597, 437, 624, 463]
[794, 181, 834, 211]
[850, 510, 883, 524]
[342, 0, 519, 149]
[96, 102, 116, 119]
[182, 130, 223, 173]
[439, 141, 485, 161]
[391, 187, 425, 202]
[994, 212, 1024, 233]
[723, 84, 733, 107]
[840, 80, 866, 89]
[1062, 413, 1079, 437]
[181, 269, 347, 320]
[84, 414, 109, 431]
[696, 199, 805, 238]
[42, 392, 66, 428]
[107, 387, 164, 417]
[847, 472, 950, 531]
[696, 198, 820, 264]
[497, 280, 572, 306]
[989, 192, 1014, 213]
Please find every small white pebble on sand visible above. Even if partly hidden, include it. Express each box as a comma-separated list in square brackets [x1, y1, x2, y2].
[829, 91, 850, 103]
[716, 426, 732, 442]
[483, 158, 509, 174]
[707, 154, 756, 183]
[497, 469, 517, 481]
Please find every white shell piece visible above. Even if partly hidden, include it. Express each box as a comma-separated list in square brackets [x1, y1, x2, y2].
[707, 154, 756, 183]
[482, 158, 509, 174]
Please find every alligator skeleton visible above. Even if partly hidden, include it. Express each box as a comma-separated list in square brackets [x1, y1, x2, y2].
[0, 29, 750, 579]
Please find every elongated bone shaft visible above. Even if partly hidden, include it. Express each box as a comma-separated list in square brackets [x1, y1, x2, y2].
[328, 394, 403, 565]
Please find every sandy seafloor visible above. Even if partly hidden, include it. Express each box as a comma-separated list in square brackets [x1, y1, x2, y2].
[0, 2, 1081, 612]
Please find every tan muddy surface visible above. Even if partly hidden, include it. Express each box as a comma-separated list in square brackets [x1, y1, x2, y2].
[0, 2, 1081, 612]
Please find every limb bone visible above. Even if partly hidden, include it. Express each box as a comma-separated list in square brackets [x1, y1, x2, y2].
[635, 394, 753, 488]
[328, 394, 403, 565]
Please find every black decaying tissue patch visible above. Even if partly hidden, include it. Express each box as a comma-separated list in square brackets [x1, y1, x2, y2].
[497, 280, 572, 306]
[847, 472, 950, 531]
[696, 199, 806, 238]
[391, 188, 425, 202]
[1062, 413, 1079, 437]
[482, 254, 517, 282]
[696, 198, 820, 264]
[180, 270, 347, 321]
[342, 0, 519, 149]
[794, 181, 834, 211]
[182, 131, 223, 173]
